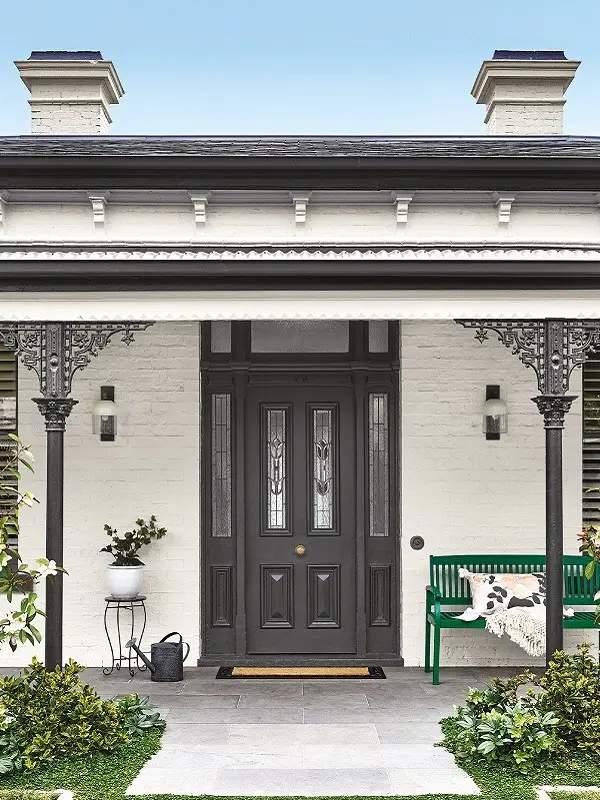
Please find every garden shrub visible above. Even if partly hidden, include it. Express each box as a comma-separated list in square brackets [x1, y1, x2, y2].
[445, 644, 600, 774]
[0, 659, 164, 774]
[536, 643, 600, 753]
[448, 673, 565, 771]
[118, 694, 166, 737]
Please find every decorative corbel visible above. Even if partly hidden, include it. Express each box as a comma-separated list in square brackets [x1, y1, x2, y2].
[494, 193, 515, 226]
[290, 193, 311, 225]
[87, 191, 110, 234]
[0, 191, 8, 236]
[391, 192, 414, 225]
[189, 192, 211, 228]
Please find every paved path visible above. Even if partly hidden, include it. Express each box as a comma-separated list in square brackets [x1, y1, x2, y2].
[81, 665, 513, 796]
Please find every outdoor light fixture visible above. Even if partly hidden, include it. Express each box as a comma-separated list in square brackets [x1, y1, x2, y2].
[483, 384, 508, 440]
[93, 386, 117, 441]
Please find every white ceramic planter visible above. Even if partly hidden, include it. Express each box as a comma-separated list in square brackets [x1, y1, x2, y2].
[106, 564, 144, 599]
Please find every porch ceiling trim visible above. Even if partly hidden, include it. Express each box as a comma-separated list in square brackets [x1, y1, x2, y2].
[1, 246, 600, 260]
[0, 289, 600, 321]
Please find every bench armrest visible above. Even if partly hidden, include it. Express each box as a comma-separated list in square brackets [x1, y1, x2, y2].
[426, 585, 441, 600]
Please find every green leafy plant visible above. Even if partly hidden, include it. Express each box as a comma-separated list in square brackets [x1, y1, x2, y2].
[0, 658, 129, 773]
[117, 694, 166, 737]
[100, 516, 167, 566]
[536, 643, 600, 753]
[444, 644, 600, 775]
[449, 671, 565, 772]
[0, 435, 65, 652]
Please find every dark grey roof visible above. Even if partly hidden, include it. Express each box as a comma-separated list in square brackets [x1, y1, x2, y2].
[0, 135, 599, 159]
[492, 50, 567, 61]
[28, 51, 104, 61]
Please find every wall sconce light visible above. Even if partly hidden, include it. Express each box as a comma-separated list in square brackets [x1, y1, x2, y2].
[93, 386, 117, 442]
[483, 384, 508, 440]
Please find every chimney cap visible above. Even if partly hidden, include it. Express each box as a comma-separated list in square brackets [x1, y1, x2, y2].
[492, 50, 568, 61]
[28, 50, 104, 61]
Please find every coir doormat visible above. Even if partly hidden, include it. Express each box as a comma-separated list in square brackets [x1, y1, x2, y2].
[216, 666, 386, 679]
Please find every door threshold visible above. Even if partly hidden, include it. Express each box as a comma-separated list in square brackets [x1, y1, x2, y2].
[198, 655, 404, 667]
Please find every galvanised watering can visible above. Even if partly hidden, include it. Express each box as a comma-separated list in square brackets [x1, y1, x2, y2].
[126, 632, 190, 682]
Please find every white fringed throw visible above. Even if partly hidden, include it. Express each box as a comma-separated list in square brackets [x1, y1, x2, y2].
[485, 606, 546, 657]
[485, 605, 575, 657]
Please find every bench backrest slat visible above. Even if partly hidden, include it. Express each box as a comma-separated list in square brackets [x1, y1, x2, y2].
[429, 554, 600, 605]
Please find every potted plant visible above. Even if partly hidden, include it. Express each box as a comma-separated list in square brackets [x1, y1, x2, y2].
[100, 516, 167, 599]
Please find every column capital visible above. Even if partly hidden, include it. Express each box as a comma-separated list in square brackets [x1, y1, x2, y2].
[531, 394, 577, 429]
[33, 398, 78, 432]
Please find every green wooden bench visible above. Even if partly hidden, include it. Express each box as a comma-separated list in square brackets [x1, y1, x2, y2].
[425, 554, 600, 685]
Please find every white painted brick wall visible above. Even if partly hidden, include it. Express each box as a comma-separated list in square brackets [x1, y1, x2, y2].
[401, 321, 588, 667]
[0, 319, 589, 670]
[2, 322, 200, 667]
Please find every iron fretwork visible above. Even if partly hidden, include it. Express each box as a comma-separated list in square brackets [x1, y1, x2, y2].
[0, 322, 152, 399]
[457, 319, 600, 397]
[0, 321, 154, 670]
[456, 318, 600, 666]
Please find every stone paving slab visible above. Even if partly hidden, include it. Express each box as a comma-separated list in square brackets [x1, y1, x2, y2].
[81, 666, 490, 796]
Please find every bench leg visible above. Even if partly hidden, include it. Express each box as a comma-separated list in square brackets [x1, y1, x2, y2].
[424, 614, 431, 674]
[433, 622, 441, 686]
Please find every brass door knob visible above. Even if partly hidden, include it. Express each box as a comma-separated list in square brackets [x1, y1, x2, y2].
[295, 544, 306, 557]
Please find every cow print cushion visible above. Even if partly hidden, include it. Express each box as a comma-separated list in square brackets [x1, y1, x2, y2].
[456, 569, 546, 622]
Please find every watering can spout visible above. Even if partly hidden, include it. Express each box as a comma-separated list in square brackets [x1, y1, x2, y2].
[125, 637, 155, 673]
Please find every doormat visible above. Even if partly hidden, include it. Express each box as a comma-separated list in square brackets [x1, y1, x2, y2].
[216, 666, 386, 679]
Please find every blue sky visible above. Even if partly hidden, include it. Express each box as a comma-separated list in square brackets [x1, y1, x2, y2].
[1, 0, 599, 135]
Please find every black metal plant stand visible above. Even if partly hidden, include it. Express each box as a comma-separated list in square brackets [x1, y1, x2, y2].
[103, 595, 147, 676]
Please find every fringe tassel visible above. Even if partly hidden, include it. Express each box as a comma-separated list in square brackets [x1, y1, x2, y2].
[485, 608, 546, 657]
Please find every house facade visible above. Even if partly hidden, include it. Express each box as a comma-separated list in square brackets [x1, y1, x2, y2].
[0, 48, 598, 670]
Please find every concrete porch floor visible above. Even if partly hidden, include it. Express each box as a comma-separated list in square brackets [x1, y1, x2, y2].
[77, 665, 527, 796]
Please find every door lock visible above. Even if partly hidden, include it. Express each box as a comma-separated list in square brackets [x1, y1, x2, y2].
[295, 544, 306, 557]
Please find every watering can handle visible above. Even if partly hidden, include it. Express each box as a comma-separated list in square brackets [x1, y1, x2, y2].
[182, 642, 190, 663]
[159, 631, 182, 645]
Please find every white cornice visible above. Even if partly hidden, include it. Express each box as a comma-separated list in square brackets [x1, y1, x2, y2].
[1, 245, 600, 260]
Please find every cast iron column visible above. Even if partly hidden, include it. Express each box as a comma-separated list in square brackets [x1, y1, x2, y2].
[33, 398, 77, 671]
[0, 320, 152, 671]
[532, 395, 575, 663]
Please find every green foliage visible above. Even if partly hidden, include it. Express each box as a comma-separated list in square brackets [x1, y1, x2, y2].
[0, 436, 64, 652]
[0, 659, 128, 774]
[444, 644, 600, 776]
[451, 690, 564, 771]
[536, 643, 600, 752]
[100, 516, 167, 566]
[117, 695, 166, 737]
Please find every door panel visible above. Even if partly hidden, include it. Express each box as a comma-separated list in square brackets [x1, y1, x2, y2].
[246, 386, 356, 654]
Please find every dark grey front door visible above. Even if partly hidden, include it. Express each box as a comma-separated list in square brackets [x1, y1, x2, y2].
[246, 385, 356, 654]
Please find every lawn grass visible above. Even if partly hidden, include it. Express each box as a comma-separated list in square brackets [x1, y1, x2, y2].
[551, 794, 600, 800]
[0, 792, 60, 800]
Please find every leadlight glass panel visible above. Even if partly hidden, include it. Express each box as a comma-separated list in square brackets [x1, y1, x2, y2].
[211, 321, 232, 353]
[368, 321, 389, 353]
[266, 408, 287, 530]
[211, 394, 232, 538]
[313, 408, 335, 530]
[251, 321, 349, 353]
[368, 393, 389, 537]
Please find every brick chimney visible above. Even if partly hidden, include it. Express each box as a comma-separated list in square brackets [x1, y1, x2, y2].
[15, 51, 124, 134]
[471, 50, 580, 134]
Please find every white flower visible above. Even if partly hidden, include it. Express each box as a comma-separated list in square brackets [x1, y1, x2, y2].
[34, 558, 58, 578]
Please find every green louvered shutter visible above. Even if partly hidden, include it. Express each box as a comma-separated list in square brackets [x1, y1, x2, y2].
[583, 350, 600, 526]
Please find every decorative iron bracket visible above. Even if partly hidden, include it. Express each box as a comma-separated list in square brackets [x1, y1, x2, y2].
[0, 322, 154, 398]
[456, 319, 600, 396]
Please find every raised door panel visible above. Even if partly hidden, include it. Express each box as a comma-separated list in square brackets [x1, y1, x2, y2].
[307, 565, 340, 628]
[260, 565, 294, 628]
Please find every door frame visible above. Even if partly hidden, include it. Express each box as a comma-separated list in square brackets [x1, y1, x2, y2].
[199, 321, 402, 666]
